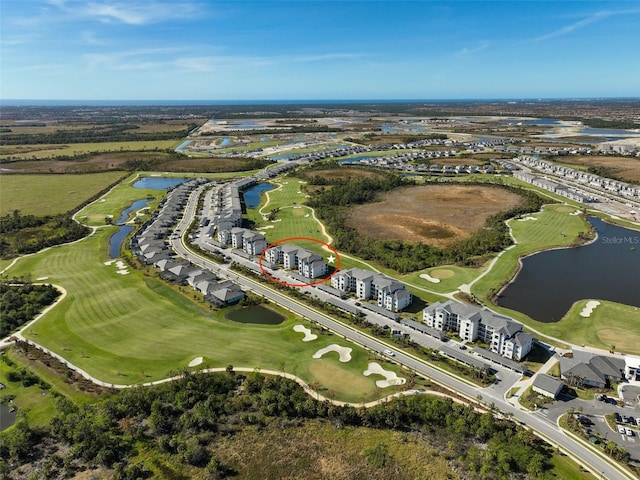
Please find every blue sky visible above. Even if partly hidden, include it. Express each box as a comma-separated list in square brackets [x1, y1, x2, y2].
[1, 0, 639, 100]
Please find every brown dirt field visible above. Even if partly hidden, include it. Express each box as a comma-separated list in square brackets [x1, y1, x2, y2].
[556, 155, 640, 182]
[348, 184, 522, 247]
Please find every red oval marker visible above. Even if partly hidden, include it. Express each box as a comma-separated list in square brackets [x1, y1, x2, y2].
[258, 237, 341, 288]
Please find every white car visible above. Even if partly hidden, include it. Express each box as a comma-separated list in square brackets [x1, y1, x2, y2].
[618, 425, 626, 434]
[626, 428, 634, 437]
[383, 349, 395, 357]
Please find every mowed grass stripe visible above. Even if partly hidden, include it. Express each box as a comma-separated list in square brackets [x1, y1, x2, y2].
[7, 226, 407, 401]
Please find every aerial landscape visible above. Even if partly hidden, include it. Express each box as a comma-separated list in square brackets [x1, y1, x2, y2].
[2, 1, 640, 479]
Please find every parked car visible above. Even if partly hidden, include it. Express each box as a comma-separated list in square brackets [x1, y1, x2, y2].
[615, 412, 622, 423]
[578, 416, 593, 426]
[618, 425, 626, 434]
[606, 397, 617, 405]
[625, 428, 634, 436]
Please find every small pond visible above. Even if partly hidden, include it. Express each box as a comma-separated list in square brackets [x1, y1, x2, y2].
[225, 305, 285, 325]
[133, 177, 188, 190]
[0, 404, 17, 432]
[243, 183, 274, 209]
[115, 199, 149, 225]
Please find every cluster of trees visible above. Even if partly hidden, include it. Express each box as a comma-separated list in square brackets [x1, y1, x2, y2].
[0, 277, 60, 337]
[0, 210, 90, 258]
[123, 155, 272, 173]
[306, 176, 546, 272]
[0, 368, 554, 479]
[0, 124, 198, 145]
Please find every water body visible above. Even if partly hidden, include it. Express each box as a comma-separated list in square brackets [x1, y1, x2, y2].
[243, 183, 274, 209]
[220, 137, 231, 146]
[499, 217, 640, 323]
[225, 305, 285, 325]
[175, 140, 191, 152]
[109, 199, 149, 258]
[133, 177, 187, 190]
[109, 225, 134, 258]
[0, 404, 17, 432]
[579, 127, 638, 137]
[114, 199, 149, 225]
[339, 154, 380, 164]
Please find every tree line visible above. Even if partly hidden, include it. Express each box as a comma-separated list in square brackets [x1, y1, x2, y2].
[0, 124, 198, 145]
[0, 366, 554, 479]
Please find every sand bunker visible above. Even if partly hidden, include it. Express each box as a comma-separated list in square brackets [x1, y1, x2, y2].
[312, 344, 352, 362]
[293, 324, 318, 342]
[363, 362, 406, 388]
[104, 260, 115, 266]
[114, 260, 129, 275]
[580, 300, 601, 317]
[517, 216, 538, 222]
[570, 210, 582, 216]
[419, 273, 440, 284]
[188, 357, 203, 367]
[256, 225, 274, 230]
[36, 276, 49, 281]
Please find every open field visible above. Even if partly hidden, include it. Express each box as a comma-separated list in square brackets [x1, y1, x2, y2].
[0, 140, 180, 161]
[347, 184, 523, 247]
[0, 171, 127, 215]
[4, 227, 405, 402]
[550, 155, 640, 182]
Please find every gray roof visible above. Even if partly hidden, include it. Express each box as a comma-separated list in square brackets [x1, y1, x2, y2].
[472, 347, 530, 374]
[512, 331, 535, 348]
[532, 374, 564, 395]
[400, 319, 448, 340]
[560, 351, 625, 385]
[425, 300, 478, 318]
[440, 346, 492, 372]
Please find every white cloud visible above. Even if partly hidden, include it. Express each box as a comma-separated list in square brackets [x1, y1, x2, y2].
[456, 41, 489, 56]
[533, 8, 640, 42]
[81, 1, 202, 25]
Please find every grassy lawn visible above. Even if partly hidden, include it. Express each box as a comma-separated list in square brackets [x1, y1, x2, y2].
[0, 171, 127, 216]
[542, 300, 640, 356]
[400, 264, 487, 294]
[548, 453, 596, 479]
[4, 225, 407, 402]
[0, 140, 181, 160]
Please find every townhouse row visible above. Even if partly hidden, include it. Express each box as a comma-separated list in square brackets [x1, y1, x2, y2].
[514, 156, 640, 201]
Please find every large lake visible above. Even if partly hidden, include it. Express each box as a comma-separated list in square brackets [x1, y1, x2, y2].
[498, 217, 640, 323]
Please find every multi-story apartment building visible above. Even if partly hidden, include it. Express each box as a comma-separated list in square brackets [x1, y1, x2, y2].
[423, 300, 534, 360]
[331, 268, 413, 312]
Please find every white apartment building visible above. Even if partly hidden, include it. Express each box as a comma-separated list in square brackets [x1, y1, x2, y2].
[423, 300, 534, 361]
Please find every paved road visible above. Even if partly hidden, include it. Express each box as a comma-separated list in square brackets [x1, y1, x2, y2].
[170, 184, 635, 480]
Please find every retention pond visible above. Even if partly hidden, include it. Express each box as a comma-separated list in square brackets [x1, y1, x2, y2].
[498, 217, 640, 322]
